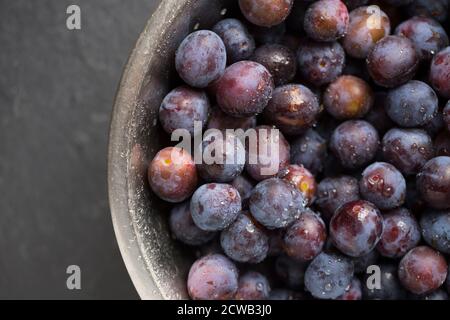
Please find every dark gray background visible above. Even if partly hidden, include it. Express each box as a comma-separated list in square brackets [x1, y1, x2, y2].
[0, 0, 160, 299]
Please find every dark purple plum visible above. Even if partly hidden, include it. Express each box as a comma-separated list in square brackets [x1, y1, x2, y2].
[290, 129, 328, 175]
[377, 208, 421, 258]
[420, 209, 450, 254]
[417, 156, 450, 209]
[251, 44, 297, 86]
[283, 210, 327, 261]
[231, 175, 255, 209]
[264, 84, 321, 135]
[220, 213, 269, 263]
[330, 200, 384, 257]
[382, 128, 434, 175]
[362, 263, 407, 300]
[304, 0, 350, 42]
[275, 254, 308, 289]
[245, 126, 291, 181]
[159, 86, 210, 135]
[367, 35, 420, 88]
[385, 80, 439, 128]
[175, 30, 226, 88]
[249, 178, 306, 229]
[324, 75, 374, 120]
[197, 131, 245, 183]
[304, 252, 354, 299]
[365, 92, 395, 135]
[279, 165, 317, 206]
[424, 108, 445, 137]
[297, 39, 346, 87]
[429, 47, 450, 99]
[407, 0, 449, 23]
[343, 6, 391, 59]
[207, 107, 256, 131]
[169, 201, 215, 246]
[212, 19, 255, 63]
[239, 0, 294, 27]
[398, 246, 448, 295]
[235, 271, 271, 300]
[148, 147, 198, 203]
[330, 120, 380, 169]
[435, 131, 450, 156]
[216, 61, 274, 117]
[337, 278, 362, 300]
[360, 162, 406, 210]
[316, 175, 360, 221]
[190, 183, 242, 231]
[395, 16, 449, 61]
[187, 254, 239, 300]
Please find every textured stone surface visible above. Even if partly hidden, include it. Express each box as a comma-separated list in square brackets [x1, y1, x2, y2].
[0, 0, 159, 299]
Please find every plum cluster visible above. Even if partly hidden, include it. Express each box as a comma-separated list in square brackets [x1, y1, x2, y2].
[148, 0, 450, 300]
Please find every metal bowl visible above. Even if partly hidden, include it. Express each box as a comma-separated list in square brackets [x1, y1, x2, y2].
[108, 0, 238, 299]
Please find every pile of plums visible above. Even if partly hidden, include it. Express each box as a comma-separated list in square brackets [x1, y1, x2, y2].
[147, 0, 450, 300]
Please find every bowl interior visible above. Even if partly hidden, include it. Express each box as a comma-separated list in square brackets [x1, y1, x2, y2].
[109, 0, 238, 299]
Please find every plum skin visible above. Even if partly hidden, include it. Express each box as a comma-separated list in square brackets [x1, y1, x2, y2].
[304, 251, 354, 300]
[398, 246, 448, 295]
[249, 178, 306, 230]
[316, 175, 360, 222]
[159, 86, 210, 135]
[283, 210, 327, 261]
[429, 47, 450, 99]
[297, 40, 346, 87]
[279, 164, 317, 206]
[264, 84, 321, 136]
[169, 201, 215, 246]
[324, 75, 374, 120]
[190, 183, 242, 232]
[330, 120, 380, 169]
[220, 213, 269, 264]
[175, 30, 227, 88]
[376, 208, 421, 258]
[303, 0, 350, 42]
[359, 162, 407, 210]
[382, 128, 434, 175]
[187, 254, 239, 300]
[216, 61, 274, 118]
[420, 210, 450, 254]
[416, 156, 450, 210]
[148, 147, 198, 203]
[366, 35, 419, 88]
[239, 0, 294, 27]
[343, 5, 391, 59]
[245, 126, 291, 181]
[330, 200, 384, 257]
[235, 271, 271, 300]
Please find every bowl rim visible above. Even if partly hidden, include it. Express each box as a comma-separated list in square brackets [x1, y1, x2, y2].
[107, 0, 189, 300]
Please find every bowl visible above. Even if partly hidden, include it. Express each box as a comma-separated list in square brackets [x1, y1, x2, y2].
[108, 0, 238, 300]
